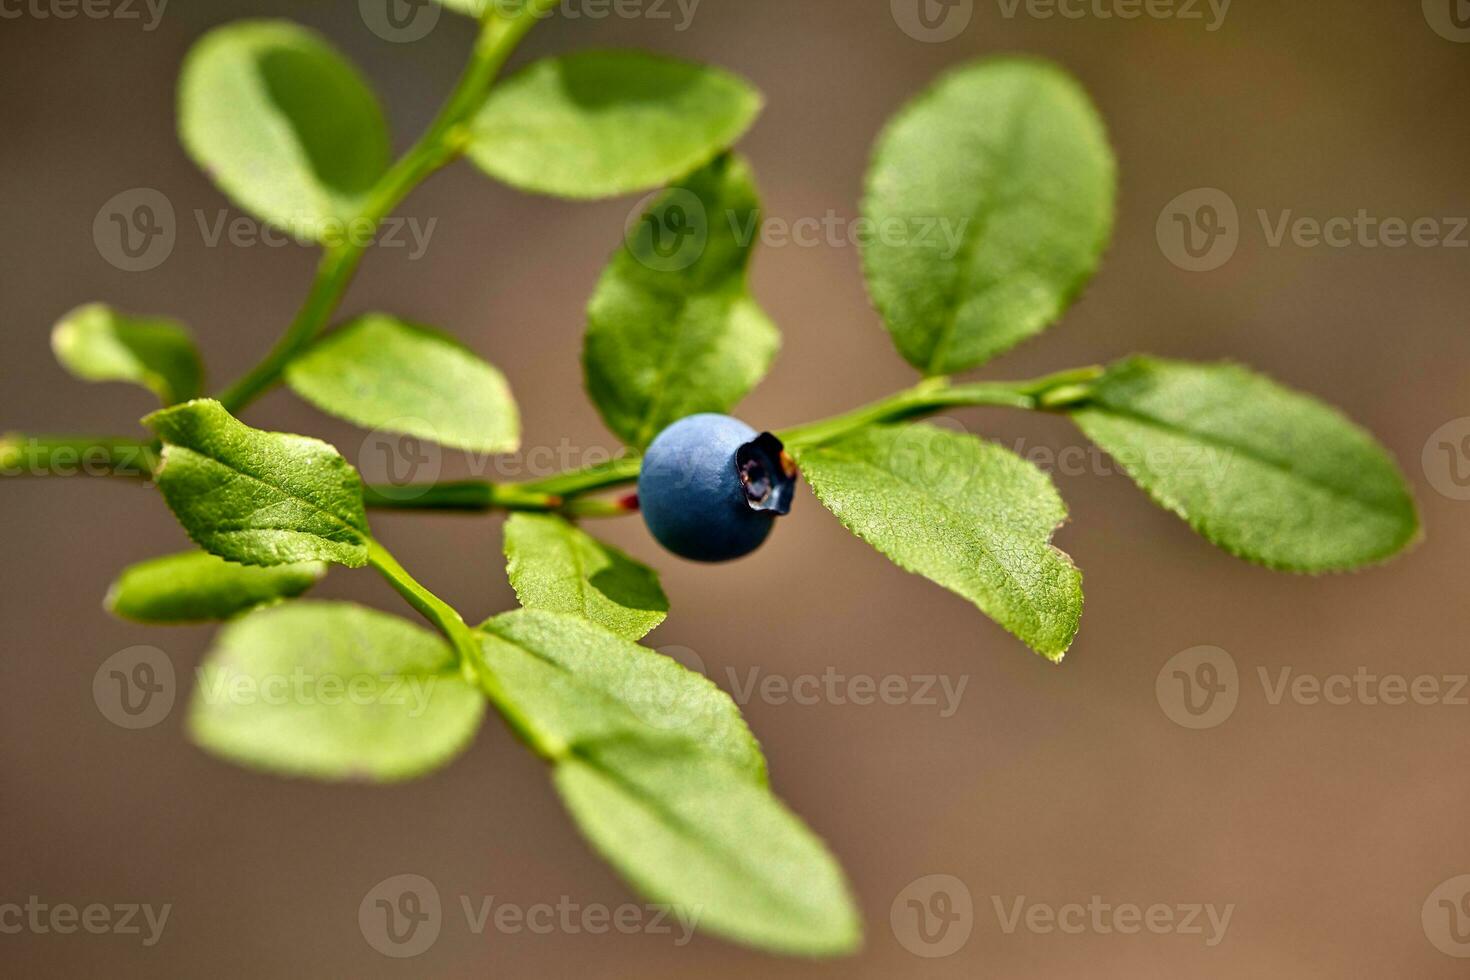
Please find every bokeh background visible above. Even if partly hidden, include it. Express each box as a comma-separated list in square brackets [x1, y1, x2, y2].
[3, 0, 1469, 975]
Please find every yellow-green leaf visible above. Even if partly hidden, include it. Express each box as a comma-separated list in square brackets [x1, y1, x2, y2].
[52, 304, 202, 405]
[504, 513, 668, 640]
[478, 609, 763, 780]
[106, 550, 325, 624]
[584, 154, 779, 448]
[145, 400, 370, 568]
[190, 602, 484, 782]
[863, 58, 1116, 374]
[555, 738, 861, 957]
[796, 424, 1082, 661]
[1070, 357, 1421, 572]
[286, 314, 520, 454]
[178, 20, 390, 243]
[468, 51, 761, 199]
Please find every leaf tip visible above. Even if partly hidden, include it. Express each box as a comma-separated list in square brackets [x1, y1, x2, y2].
[101, 579, 124, 618]
[0, 432, 19, 469]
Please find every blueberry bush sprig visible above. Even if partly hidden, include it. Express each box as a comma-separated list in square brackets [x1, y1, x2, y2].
[1, 2, 1420, 958]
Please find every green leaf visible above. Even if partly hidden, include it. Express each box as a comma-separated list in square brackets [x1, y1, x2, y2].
[106, 550, 326, 624]
[555, 738, 860, 957]
[796, 424, 1082, 661]
[285, 314, 520, 454]
[189, 601, 485, 782]
[145, 399, 370, 568]
[429, 0, 505, 13]
[51, 304, 202, 405]
[178, 20, 390, 244]
[435, 0, 555, 12]
[503, 513, 667, 641]
[478, 610, 764, 781]
[1069, 357, 1421, 572]
[468, 51, 761, 200]
[584, 154, 779, 447]
[862, 57, 1116, 375]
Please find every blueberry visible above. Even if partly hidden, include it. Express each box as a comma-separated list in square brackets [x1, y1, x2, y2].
[638, 414, 797, 563]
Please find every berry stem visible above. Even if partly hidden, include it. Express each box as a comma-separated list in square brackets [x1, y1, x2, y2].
[355, 366, 1105, 515]
[1, 368, 1103, 493]
[362, 456, 644, 517]
[363, 480, 563, 512]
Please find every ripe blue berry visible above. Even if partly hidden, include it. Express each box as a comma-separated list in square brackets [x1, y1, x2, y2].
[638, 414, 797, 563]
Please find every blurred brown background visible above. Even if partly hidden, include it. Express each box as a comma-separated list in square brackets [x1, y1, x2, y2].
[3, 0, 1469, 976]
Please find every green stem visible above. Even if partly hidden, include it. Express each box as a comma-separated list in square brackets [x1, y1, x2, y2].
[778, 367, 1102, 447]
[5, 361, 1100, 518]
[365, 537, 549, 754]
[364, 480, 562, 512]
[774, 378, 1005, 448]
[364, 456, 644, 515]
[216, 6, 552, 414]
[357, 367, 1103, 514]
[364, 478, 638, 518]
[0, 434, 157, 478]
[366, 538, 465, 641]
[515, 455, 645, 498]
[561, 495, 639, 519]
